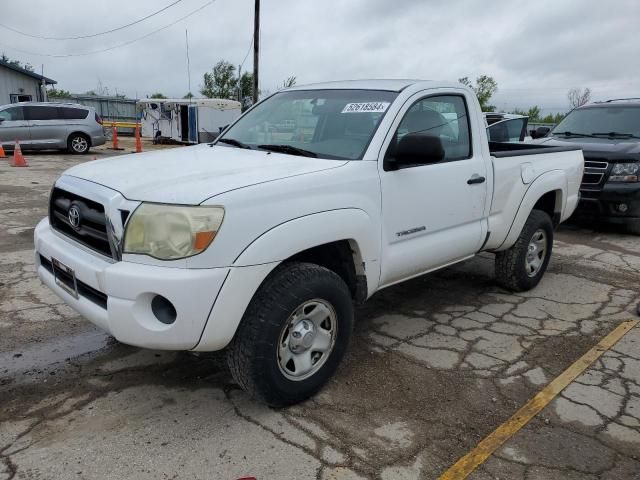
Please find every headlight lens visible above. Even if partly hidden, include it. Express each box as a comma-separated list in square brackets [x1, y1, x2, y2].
[609, 163, 639, 182]
[123, 204, 224, 260]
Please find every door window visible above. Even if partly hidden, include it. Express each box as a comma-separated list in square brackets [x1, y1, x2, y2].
[0, 106, 24, 121]
[391, 95, 472, 162]
[487, 118, 527, 142]
[24, 106, 59, 121]
[59, 107, 89, 120]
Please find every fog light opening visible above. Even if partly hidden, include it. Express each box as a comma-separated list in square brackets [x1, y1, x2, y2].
[151, 295, 177, 325]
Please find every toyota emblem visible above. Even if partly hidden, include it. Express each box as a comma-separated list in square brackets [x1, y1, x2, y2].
[68, 205, 81, 229]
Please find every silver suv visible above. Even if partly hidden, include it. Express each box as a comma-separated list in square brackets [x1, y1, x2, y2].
[0, 102, 106, 154]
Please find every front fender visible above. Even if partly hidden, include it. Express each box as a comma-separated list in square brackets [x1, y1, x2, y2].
[496, 170, 567, 251]
[193, 209, 380, 351]
[234, 208, 380, 289]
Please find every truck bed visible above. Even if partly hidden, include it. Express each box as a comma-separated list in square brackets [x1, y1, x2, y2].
[485, 142, 584, 251]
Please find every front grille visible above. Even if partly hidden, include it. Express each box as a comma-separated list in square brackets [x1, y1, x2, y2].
[40, 255, 108, 309]
[581, 159, 609, 190]
[49, 188, 112, 258]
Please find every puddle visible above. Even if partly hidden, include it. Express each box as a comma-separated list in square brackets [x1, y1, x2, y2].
[0, 329, 111, 376]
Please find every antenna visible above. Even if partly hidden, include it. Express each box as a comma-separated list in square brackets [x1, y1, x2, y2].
[185, 28, 192, 102]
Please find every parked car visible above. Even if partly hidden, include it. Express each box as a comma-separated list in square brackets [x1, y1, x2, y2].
[34, 80, 583, 406]
[484, 112, 531, 142]
[0, 102, 106, 154]
[531, 98, 640, 234]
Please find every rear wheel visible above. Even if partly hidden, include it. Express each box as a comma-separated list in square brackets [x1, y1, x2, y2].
[226, 262, 354, 407]
[627, 221, 640, 236]
[495, 209, 554, 292]
[68, 133, 90, 154]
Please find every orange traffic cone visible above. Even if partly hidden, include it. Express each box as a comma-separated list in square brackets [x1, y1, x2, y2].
[135, 125, 143, 153]
[110, 125, 123, 150]
[0, 143, 6, 159]
[11, 140, 27, 167]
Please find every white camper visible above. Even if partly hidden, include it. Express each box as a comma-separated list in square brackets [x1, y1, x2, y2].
[138, 98, 242, 144]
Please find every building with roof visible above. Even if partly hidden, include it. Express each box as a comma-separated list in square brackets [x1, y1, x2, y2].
[0, 59, 56, 105]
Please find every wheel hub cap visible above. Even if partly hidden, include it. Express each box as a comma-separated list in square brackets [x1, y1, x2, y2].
[289, 319, 316, 352]
[277, 299, 337, 381]
[525, 229, 547, 277]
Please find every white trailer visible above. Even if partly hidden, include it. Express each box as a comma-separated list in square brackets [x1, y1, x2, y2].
[138, 98, 241, 144]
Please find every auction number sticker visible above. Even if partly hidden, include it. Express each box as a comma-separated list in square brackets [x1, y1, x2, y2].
[341, 102, 390, 113]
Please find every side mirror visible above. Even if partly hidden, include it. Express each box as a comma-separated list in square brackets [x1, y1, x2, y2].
[0, 117, 4, 123]
[532, 126, 550, 139]
[387, 133, 445, 170]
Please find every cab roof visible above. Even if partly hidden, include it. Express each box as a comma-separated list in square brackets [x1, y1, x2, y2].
[286, 79, 461, 92]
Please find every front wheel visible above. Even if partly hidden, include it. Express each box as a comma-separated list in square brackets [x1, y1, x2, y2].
[226, 262, 354, 407]
[495, 209, 554, 292]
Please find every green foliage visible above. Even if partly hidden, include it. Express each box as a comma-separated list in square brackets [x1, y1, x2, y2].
[459, 75, 498, 111]
[1, 53, 33, 72]
[84, 90, 97, 96]
[512, 106, 565, 124]
[150, 92, 167, 99]
[201, 61, 238, 99]
[47, 88, 72, 98]
[183, 92, 194, 99]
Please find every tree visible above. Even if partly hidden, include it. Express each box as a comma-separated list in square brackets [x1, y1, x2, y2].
[239, 72, 254, 101]
[1, 53, 33, 72]
[47, 88, 72, 98]
[200, 61, 237, 99]
[149, 92, 167, 99]
[183, 92, 194, 99]
[568, 88, 591, 109]
[459, 75, 498, 111]
[281, 76, 297, 89]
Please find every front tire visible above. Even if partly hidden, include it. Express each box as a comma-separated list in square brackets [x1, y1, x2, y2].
[226, 262, 354, 407]
[495, 209, 554, 292]
[68, 133, 90, 154]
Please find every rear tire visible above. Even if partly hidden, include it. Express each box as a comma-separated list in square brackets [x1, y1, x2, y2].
[68, 133, 90, 154]
[495, 209, 554, 292]
[226, 262, 354, 407]
[627, 221, 640, 236]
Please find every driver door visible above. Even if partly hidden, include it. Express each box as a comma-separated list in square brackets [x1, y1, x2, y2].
[379, 91, 488, 287]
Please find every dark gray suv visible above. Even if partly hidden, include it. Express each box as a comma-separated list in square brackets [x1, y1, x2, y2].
[0, 102, 106, 154]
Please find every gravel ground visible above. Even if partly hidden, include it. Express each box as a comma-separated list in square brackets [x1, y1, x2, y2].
[1, 141, 639, 479]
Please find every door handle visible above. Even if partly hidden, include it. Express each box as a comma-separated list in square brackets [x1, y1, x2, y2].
[467, 175, 486, 185]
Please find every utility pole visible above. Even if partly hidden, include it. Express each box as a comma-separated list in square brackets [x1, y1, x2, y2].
[252, 0, 260, 105]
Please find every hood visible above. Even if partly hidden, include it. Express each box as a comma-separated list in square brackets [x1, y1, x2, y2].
[532, 135, 640, 158]
[65, 144, 348, 204]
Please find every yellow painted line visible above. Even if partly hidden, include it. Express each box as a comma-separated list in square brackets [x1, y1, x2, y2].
[439, 319, 639, 480]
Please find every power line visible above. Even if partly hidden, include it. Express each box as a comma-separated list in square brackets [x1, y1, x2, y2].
[239, 34, 253, 72]
[0, 0, 184, 40]
[0, 0, 217, 58]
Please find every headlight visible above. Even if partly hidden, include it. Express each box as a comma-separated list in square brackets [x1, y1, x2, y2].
[608, 163, 639, 182]
[123, 204, 224, 260]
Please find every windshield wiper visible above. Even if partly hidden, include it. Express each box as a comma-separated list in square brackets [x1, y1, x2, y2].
[591, 132, 640, 139]
[216, 138, 251, 149]
[552, 131, 594, 138]
[257, 144, 318, 158]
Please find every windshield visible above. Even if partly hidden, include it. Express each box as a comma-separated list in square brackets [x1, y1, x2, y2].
[217, 89, 398, 159]
[553, 106, 640, 137]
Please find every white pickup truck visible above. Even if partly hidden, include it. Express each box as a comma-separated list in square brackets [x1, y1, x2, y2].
[35, 80, 583, 406]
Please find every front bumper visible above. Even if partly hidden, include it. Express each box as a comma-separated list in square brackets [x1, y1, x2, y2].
[35, 218, 229, 350]
[576, 182, 640, 225]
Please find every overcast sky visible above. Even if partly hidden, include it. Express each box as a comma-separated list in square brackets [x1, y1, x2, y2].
[1, 0, 638, 113]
